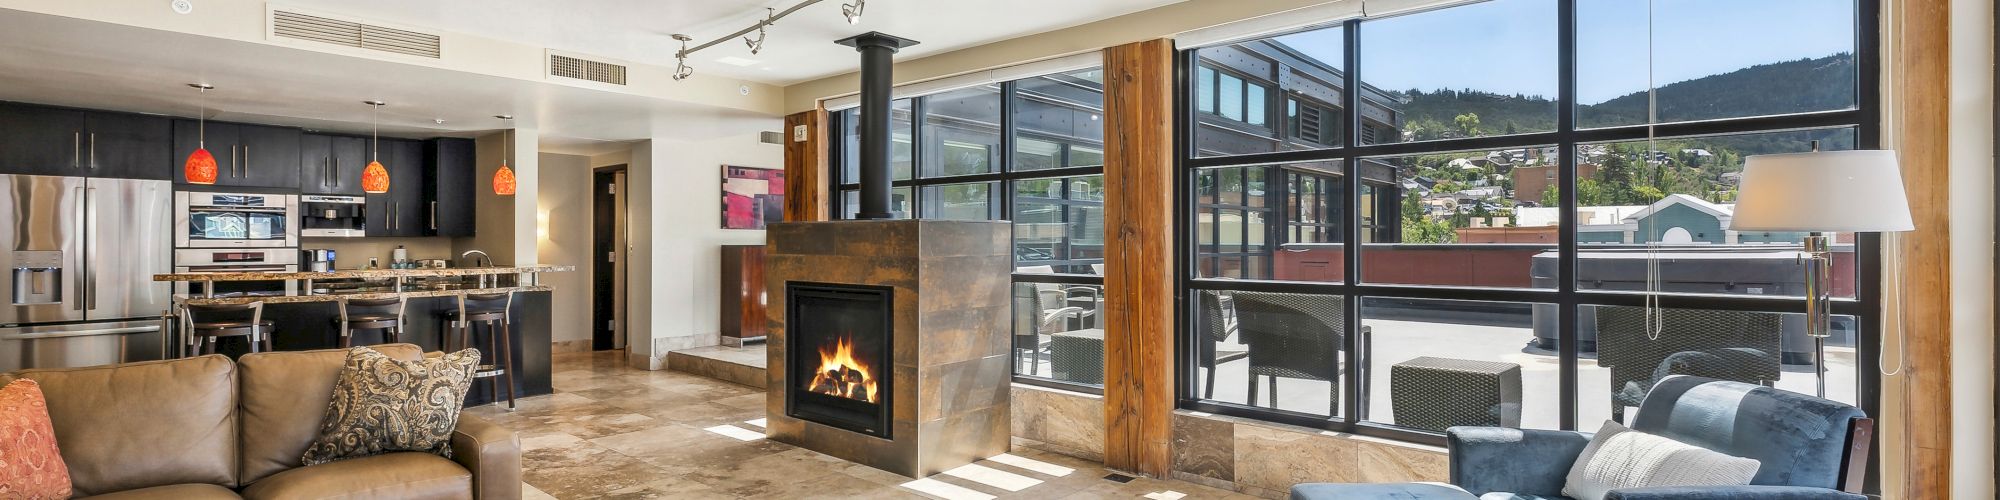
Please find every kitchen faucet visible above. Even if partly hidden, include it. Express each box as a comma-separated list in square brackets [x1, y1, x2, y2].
[461, 250, 492, 288]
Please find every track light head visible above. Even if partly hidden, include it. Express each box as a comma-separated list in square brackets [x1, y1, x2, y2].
[841, 0, 864, 24]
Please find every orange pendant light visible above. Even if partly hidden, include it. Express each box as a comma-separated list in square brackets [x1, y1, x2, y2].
[493, 117, 516, 196]
[360, 101, 389, 194]
[184, 84, 218, 185]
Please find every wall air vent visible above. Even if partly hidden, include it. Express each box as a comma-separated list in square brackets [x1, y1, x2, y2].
[549, 53, 629, 86]
[271, 9, 442, 58]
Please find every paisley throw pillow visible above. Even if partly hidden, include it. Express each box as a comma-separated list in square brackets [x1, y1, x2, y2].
[0, 379, 72, 499]
[302, 347, 480, 465]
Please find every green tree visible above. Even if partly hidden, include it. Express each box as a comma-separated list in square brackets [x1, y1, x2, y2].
[1454, 112, 1482, 137]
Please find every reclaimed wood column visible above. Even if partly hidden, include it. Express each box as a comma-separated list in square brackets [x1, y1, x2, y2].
[1890, 0, 1951, 496]
[783, 109, 830, 222]
[1101, 38, 1175, 477]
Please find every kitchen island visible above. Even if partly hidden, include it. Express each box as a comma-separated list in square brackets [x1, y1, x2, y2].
[155, 266, 574, 406]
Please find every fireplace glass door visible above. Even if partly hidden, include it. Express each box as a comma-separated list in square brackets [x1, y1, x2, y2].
[786, 282, 894, 438]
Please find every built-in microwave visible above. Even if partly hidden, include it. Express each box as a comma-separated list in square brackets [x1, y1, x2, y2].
[174, 192, 298, 248]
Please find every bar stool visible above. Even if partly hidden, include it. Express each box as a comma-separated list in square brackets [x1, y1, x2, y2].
[180, 302, 273, 357]
[336, 297, 406, 348]
[443, 291, 516, 410]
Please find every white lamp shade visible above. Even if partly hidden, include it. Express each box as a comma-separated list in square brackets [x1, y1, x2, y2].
[1730, 149, 1914, 232]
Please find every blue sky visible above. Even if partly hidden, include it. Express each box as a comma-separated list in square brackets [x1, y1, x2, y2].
[1267, 0, 1855, 104]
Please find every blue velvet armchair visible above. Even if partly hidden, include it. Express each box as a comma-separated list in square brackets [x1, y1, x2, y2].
[1445, 376, 1871, 500]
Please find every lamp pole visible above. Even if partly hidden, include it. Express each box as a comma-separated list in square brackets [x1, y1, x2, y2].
[1804, 231, 1831, 398]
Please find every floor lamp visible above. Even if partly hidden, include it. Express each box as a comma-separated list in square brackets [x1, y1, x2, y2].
[1730, 149, 1913, 398]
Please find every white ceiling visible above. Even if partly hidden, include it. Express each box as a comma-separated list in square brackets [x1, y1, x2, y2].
[282, 0, 1186, 85]
[0, 9, 773, 155]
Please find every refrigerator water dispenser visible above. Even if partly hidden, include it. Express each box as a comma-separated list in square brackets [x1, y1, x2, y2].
[11, 251, 63, 305]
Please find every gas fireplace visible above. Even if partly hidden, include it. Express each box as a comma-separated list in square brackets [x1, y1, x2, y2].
[785, 283, 893, 437]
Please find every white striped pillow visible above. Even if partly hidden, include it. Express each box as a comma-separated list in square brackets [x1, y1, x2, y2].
[1562, 420, 1762, 500]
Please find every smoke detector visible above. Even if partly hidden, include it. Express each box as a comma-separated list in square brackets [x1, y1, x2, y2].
[739, 85, 751, 96]
[170, 0, 193, 14]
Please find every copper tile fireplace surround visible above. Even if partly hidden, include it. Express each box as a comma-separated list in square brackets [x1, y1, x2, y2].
[763, 219, 1013, 477]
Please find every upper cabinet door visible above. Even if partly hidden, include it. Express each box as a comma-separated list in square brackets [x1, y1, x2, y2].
[425, 138, 476, 237]
[299, 133, 332, 193]
[236, 125, 301, 189]
[391, 139, 426, 236]
[172, 119, 240, 186]
[328, 136, 367, 196]
[0, 102, 87, 176]
[83, 112, 172, 180]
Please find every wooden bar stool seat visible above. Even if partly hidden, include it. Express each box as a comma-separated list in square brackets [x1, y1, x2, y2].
[182, 302, 273, 356]
[442, 291, 516, 410]
[336, 297, 406, 348]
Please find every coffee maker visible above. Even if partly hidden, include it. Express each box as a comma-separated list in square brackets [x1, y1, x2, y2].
[303, 249, 336, 272]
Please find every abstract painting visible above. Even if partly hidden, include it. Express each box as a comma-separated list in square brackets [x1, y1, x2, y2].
[722, 165, 785, 229]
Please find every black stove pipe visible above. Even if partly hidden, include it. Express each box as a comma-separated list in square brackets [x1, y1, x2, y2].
[835, 32, 919, 220]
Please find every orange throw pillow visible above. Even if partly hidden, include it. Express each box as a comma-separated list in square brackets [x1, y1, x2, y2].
[0, 379, 71, 499]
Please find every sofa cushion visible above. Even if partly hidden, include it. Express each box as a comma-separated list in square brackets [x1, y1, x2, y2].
[1628, 376, 1864, 489]
[302, 347, 480, 465]
[77, 483, 241, 500]
[237, 344, 424, 484]
[2, 355, 237, 496]
[240, 452, 471, 500]
[0, 379, 72, 499]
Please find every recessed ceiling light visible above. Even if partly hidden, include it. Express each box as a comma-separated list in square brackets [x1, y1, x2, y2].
[716, 56, 761, 67]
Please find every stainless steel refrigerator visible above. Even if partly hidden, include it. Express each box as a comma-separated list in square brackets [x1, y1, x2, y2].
[0, 175, 172, 371]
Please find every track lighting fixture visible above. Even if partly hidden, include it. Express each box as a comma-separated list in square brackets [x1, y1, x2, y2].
[744, 8, 772, 55]
[668, 0, 869, 82]
[842, 0, 865, 24]
[671, 34, 695, 81]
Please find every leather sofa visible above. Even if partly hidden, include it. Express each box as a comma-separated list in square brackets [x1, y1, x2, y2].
[1, 344, 522, 499]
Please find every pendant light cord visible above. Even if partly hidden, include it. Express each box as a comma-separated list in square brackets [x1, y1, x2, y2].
[371, 104, 380, 161]
[197, 88, 207, 148]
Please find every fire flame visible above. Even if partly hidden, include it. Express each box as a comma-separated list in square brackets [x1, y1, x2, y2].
[807, 334, 878, 403]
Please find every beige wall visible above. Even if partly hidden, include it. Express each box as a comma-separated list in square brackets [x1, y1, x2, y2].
[537, 152, 594, 345]
[623, 132, 782, 369]
[454, 129, 538, 266]
[301, 236, 454, 269]
[1944, 0, 1994, 496]
[780, 0, 1337, 113]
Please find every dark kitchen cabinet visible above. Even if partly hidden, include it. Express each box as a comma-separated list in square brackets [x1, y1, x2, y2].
[0, 102, 85, 176]
[82, 112, 172, 180]
[0, 103, 169, 179]
[365, 139, 426, 237]
[173, 120, 301, 188]
[424, 138, 476, 237]
[300, 133, 367, 195]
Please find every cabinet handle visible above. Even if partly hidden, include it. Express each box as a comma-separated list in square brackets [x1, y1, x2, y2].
[392, 202, 398, 230]
[72, 133, 79, 168]
[430, 201, 437, 230]
[87, 133, 95, 169]
[243, 146, 249, 179]
[230, 145, 238, 178]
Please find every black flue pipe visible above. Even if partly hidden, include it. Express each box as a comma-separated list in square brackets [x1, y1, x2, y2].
[835, 32, 919, 220]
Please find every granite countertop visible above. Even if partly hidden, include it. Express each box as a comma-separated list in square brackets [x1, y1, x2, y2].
[153, 265, 575, 282]
[173, 285, 555, 306]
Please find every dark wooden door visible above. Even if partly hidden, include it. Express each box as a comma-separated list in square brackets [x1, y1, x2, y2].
[299, 133, 333, 192]
[592, 169, 619, 350]
[390, 139, 425, 236]
[236, 124, 300, 189]
[81, 111, 171, 180]
[328, 136, 367, 196]
[0, 102, 87, 176]
[424, 138, 476, 236]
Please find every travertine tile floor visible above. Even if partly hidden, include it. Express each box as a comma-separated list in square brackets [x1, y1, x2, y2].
[463, 350, 1254, 499]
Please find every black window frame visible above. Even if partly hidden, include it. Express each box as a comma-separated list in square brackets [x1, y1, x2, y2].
[1171, 1, 1883, 480]
[829, 69, 1109, 395]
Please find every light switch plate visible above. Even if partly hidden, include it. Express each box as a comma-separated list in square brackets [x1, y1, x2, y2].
[793, 124, 808, 142]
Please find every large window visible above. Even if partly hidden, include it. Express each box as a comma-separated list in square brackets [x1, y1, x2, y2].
[832, 67, 1107, 390]
[1180, 0, 1876, 449]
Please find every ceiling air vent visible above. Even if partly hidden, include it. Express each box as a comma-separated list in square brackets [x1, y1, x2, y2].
[549, 54, 628, 86]
[271, 9, 441, 59]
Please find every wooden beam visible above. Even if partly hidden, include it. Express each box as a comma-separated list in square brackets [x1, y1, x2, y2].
[1891, 0, 1951, 496]
[783, 109, 830, 222]
[1101, 38, 1174, 478]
